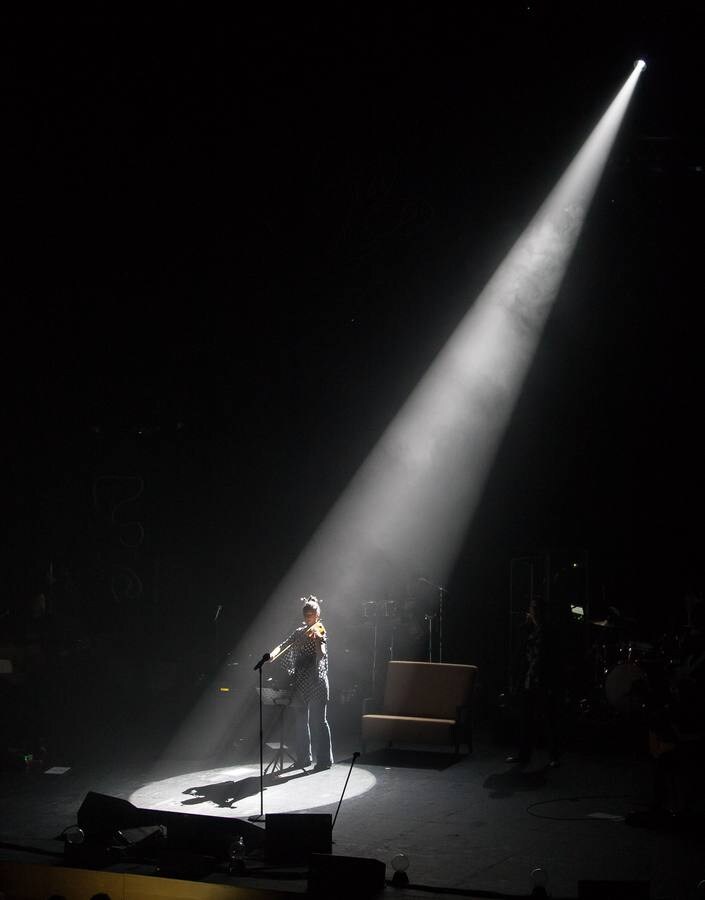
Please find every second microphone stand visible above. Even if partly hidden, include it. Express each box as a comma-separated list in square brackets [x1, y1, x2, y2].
[419, 577, 447, 663]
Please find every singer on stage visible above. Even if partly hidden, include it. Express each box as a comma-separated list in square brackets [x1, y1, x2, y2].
[268, 595, 333, 772]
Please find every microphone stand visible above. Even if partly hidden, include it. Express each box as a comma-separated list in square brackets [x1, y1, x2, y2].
[419, 577, 447, 663]
[439, 585, 446, 664]
[333, 752, 360, 829]
[424, 613, 435, 663]
[249, 653, 270, 823]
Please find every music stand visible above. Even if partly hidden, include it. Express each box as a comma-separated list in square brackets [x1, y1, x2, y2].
[260, 689, 297, 776]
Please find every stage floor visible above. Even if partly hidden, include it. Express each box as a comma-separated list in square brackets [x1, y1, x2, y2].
[1, 720, 703, 899]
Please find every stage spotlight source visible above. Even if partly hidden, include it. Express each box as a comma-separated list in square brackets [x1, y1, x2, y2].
[634, 59, 646, 71]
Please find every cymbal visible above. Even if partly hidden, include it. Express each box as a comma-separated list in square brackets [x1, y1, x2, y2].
[589, 616, 636, 628]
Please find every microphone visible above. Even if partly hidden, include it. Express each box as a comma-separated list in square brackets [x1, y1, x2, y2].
[418, 576, 445, 591]
[253, 652, 270, 671]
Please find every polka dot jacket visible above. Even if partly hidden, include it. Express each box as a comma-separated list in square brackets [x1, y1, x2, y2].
[280, 624, 329, 704]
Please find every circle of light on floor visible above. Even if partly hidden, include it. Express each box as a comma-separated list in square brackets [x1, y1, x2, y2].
[129, 763, 376, 818]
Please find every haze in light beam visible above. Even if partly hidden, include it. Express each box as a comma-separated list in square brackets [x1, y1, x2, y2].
[256, 64, 643, 614]
[165, 65, 643, 759]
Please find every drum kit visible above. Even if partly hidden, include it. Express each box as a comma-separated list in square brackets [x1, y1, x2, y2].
[361, 596, 420, 625]
[589, 613, 676, 717]
[360, 595, 433, 694]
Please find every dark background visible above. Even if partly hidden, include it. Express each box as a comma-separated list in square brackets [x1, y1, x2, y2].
[2, 5, 703, 753]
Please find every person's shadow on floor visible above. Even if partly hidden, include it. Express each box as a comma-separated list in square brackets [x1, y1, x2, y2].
[181, 768, 311, 808]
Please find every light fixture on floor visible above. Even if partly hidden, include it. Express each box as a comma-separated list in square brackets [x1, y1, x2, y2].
[391, 851, 410, 887]
[531, 866, 549, 897]
[63, 825, 85, 846]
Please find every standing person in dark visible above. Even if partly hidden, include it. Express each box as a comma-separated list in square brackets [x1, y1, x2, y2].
[505, 597, 562, 767]
[626, 598, 705, 827]
[268, 596, 333, 772]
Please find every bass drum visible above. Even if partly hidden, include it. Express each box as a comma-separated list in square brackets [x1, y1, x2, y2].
[605, 662, 648, 715]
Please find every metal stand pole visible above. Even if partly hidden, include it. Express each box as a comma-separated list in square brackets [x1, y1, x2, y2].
[333, 752, 360, 829]
[249, 659, 266, 822]
[418, 578, 447, 663]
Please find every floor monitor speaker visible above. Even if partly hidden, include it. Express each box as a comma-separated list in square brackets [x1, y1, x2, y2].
[308, 852, 386, 897]
[264, 812, 332, 863]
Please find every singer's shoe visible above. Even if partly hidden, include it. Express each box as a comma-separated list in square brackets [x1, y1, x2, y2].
[312, 762, 332, 772]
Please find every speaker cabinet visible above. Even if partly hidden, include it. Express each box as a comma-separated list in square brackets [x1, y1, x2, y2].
[75, 791, 263, 859]
[264, 813, 332, 863]
[308, 852, 386, 897]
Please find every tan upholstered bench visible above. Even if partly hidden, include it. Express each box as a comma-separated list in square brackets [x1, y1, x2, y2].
[361, 660, 477, 755]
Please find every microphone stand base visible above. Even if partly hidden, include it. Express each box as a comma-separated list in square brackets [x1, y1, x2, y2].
[247, 814, 266, 823]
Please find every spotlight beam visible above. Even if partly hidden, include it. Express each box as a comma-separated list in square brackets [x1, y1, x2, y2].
[165, 64, 644, 759]
[254, 63, 645, 613]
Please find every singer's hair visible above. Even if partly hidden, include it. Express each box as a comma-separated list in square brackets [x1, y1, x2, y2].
[302, 595, 321, 616]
